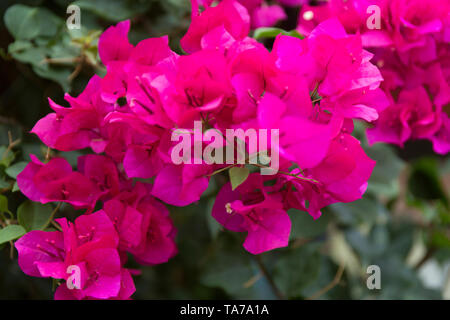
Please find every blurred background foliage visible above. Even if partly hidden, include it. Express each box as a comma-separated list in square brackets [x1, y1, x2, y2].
[0, 0, 449, 300]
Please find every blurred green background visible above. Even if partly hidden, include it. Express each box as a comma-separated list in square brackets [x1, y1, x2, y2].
[0, 0, 449, 300]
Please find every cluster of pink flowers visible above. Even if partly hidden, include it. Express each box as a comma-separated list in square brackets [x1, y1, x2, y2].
[298, 0, 450, 154]
[16, 155, 176, 299]
[16, 211, 138, 299]
[14, 0, 388, 299]
[198, 0, 305, 28]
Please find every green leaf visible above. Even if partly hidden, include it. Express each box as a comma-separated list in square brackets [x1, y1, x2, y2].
[17, 201, 54, 232]
[366, 145, 404, 198]
[4, 4, 61, 40]
[354, 121, 404, 198]
[229, 166, 250, 190]
[200, 233, 275, 299]
[73, 0, 152, 22]
[0, 195, 10, 214]
[345, 225, 389, 260]
[5, 6, 81, 92]
[0, 225, 26, 244]
[273, 244, 321, 298]
[0, 177, 9, 189]
[0, 146, 15, 167]
[33, 64, 72, 92]
[5, 161, 27, 179]
[206, 198, 222, 239]
[431, 231, 450, 249]
[330, 197, 388, 226]
[8, 41, 46, 66]
[408, 157, 448, 206]
[253, 27, 282, 39]
[12, 182, 19, 193]
[289, 209, 331, 239]
[253, 27, 304, 40]
[328, 227, 362, 277]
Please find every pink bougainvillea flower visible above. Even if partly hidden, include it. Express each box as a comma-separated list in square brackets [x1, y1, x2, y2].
[181, 0, 250, 53]
[129, 198, 178, 265]
[31, 75, 110, 153]
[77, 155, 120, 200]
[430, 112, 450, 155]
[367, 86, 442, 147]
[155, 49, 232, 126]
[296, 0, 450, 154]
[308, 133, 376, 204]
[15, 211, 134, 300]
[251, 5, 286, 29]
[98, 20, 133, 65]
[15, 230, 65, 277]
[212, 173, 291, 254]
[17, 155, 100, 208]
[152, 164, 211, 206]
[54, 268, 136, 300]
[103, 112, 163, 167]
[283, 133, 376, 219]
[273, 20, 386, 123]
[97, 182, 177, 265]
[31, 98, 101, 152]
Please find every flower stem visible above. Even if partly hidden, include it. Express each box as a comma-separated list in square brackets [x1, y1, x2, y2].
[251, 163, 319, 184]
[43, 202, 62, 230]
[253, 255, 285, 300]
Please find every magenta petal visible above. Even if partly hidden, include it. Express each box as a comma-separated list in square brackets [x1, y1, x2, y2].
[98, 20, 133, 64]
[243, 208, 291, 254]
[281, 117, 335, 169]
[251, 5, 286, 29]
[54, 284, 77, 300]
[152, 165, 209, 206]
[130, 36, 173, 66]
[35, 261, 67, 279]
[31, 112, 61, 148]
[431, 113, 450, 155]
[212, 182, 246, 232]
[116, 269, 136, 300]
[74, 211, 118, 247]
[120, 207, 143, 247]
[15, 231, 65, 277]
[82, 248, 122, 299]
[17, 155, 44, 202]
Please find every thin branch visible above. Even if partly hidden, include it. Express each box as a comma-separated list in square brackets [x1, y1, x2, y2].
[252, 163, 320, 184]
[9, 240, 14, 260]
[40, 57, 80, 65]
[1, 131, 21, 161]
[43, 202, 62, 230]
[45, 147, 51, 162]
[414, 247, 436, 271]
[0, 116, 24, 129]
[291, 237, 313, 249]
[306, 263, 345, 300]
[253, 255, 286, 300]
[243, 272, 262, 289]
[206, 164, 235, 177]
[68, 55, 85, 81]
[51, 220, 62, 232]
